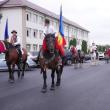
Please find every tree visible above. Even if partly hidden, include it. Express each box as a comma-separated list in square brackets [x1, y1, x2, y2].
[69, 38, 77, 48]
[81, 40, 87, 54]
[97, 45, 109, 52]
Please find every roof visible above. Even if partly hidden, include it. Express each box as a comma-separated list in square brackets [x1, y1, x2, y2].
[0, 0, 89, 32]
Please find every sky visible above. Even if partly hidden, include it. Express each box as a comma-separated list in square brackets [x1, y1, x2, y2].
[27, 0, 110, 45]
[0, 0, 110, 45]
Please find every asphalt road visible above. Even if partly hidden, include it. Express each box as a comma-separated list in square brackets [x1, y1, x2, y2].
[0, 61, 110, 110]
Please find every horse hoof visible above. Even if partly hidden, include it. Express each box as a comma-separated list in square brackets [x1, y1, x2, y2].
[50, 86, 55, 91]
[56, 83, 60, 87]
[9, 79, 14, 83]
[41, 88, 47, 93]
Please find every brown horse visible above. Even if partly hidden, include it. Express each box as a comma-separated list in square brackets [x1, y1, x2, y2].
[0, 40, 27, 83]
[38, 34, 63, 93]
[70, 46, 85, 68]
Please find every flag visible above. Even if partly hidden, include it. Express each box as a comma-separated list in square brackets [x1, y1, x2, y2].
[4, 19, 9, 40]
[57, 5, 66, 46]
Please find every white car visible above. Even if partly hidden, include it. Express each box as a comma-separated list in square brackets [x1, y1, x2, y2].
[98, 52, 104, 60]
[0, 53, 37, 71]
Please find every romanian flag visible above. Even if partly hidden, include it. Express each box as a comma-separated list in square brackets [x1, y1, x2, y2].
[4, 19, 9, 40]
[57, 5, 66, 46]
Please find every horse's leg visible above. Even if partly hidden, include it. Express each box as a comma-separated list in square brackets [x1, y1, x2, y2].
[11, 64, 15, 81]
[8, 64, 14, 83]
[79, 58, 82, 68]
[17, 63, 21, 79]
[56, 65, 62, 86]
[41, 69, 47, 93]
[21, 61, 26, 78]
[50, 69, 55, 90]
[74, 58, 77, 69]
[7, 64, 12, 81]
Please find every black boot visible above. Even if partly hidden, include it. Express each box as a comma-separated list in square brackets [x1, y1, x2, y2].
[18, 49, 22, 63]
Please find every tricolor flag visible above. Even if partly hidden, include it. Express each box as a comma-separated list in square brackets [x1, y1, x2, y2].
[57, 5, 66, 46]
[4, 19, 9, 40]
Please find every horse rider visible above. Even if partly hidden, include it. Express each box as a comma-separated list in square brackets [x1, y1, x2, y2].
[76, 40, 81, 56]
[91, 42, 97, 53]
[42, 19, 65, 64]
[90, 42, 99, 61]
[9, 30, 22, 62]
[42, 19, 55, 52]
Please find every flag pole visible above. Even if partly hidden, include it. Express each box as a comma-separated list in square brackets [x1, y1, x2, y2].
[4, 18, 9, 41]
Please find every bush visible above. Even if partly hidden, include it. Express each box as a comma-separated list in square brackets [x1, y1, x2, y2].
[69, 38, 77, 48]
[81, 40, 87, 54]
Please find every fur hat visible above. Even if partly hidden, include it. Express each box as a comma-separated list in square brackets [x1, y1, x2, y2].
[11, 30, 17, 34]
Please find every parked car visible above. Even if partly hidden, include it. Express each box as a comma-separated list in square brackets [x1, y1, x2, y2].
[98, 52, 104, 60]
[84, 54, 91, 61]
[0, 53, 37, 71]
[28, 51, 40, 67]
[64, 50, 73, 65]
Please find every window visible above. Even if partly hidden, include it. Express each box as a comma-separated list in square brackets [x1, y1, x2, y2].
[74, 28, 78, 37]
[33, 44, 38, 51]
[33, 29, 38, 38]
[81, 30, 84, 37]
[27, 28, 31, 37]
[27, 14, 29, 21]
[39, 30, 43, 39]
[39, 45, 42, 50]
[27, 30, 29, 37]
[26, 44, 31, 52]
[33, 14, 38, 23]
[26, 12, 31, 21]
[54, 21, 58, 29]
[39, 16, 44, 26]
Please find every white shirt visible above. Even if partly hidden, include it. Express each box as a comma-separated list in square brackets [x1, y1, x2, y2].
[14, 37, 21, 46]
[9, 36, 21, 46]
[91, 45, 97, 52]
[76, 44, 81, 50]
[43, 25, 54, 34]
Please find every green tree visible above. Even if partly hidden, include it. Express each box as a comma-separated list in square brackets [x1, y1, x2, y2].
[81, 40, 87, 54]
[97, 45, 107, 52]
[69, 38, 77, 48]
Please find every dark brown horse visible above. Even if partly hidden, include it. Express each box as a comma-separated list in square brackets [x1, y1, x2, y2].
[38, 34, 63, 93]
[70, 46, 85, 68]
[0, 40, 27, 83]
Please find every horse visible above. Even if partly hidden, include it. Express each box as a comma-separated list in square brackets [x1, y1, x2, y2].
[38, 34, 64, 93]
[0, 40, 27, 83]
[90, 50, 98, 65]
[70, 46, 85, 68]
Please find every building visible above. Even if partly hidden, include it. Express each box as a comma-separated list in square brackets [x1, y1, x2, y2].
[0, 0, 89, 52]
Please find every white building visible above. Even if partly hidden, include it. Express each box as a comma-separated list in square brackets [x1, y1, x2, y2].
[0, 0, 89, 52]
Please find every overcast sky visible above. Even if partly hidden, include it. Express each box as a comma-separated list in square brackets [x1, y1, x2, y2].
[27, 0, 110, 45]
[1, 0, 110, 45]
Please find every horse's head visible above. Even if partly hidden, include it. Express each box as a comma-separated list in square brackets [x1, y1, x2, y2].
[45, 34, 55, 53]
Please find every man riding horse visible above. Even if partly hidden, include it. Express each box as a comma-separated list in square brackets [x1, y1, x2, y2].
[9, 30, 22, 62]
[41, 19, 65, 65]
